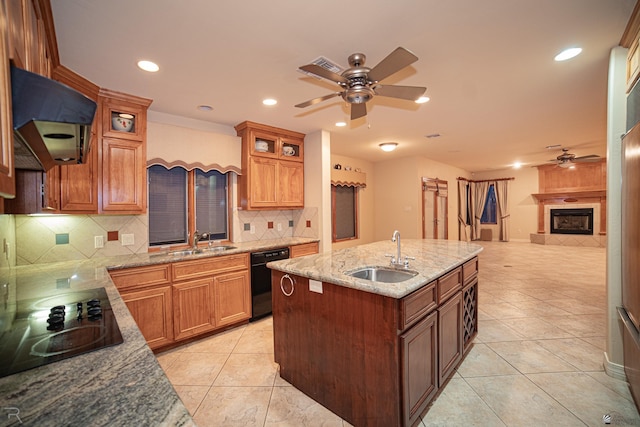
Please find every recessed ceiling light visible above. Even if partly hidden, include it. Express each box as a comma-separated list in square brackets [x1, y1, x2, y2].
[262, 98, 277, 106]
[137, 60, 159, 72]
[415, 96, 430, 104]
[379, 142, 398, 152]
[513, 162, 522, 169]
[335, 121, 347, 127]
[554, 47, 582, 61]
[197, 105, 213, 111]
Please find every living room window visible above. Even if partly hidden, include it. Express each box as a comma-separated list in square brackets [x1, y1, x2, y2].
[148, 165, 230, 246]
[332, 184, 359, 242]
[481, 184, 497, 224]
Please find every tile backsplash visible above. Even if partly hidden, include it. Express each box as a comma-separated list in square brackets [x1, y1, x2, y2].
[10, 207, 318, 265]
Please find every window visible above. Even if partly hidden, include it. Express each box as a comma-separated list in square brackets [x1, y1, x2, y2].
[332, 185, 358, 242]
[480, 184, 497, 224]
[148, 165, 230, 246]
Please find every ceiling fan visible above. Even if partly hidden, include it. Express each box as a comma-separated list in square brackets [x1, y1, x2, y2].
[551, 148, 600, 168]
[295, 47, 426, 120]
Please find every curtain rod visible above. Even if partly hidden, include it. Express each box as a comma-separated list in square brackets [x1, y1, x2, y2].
[456, 177, 515, 182]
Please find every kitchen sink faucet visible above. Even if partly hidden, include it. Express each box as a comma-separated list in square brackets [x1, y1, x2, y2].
[387, 230, 414, 268]
[191, 230, 210, 249]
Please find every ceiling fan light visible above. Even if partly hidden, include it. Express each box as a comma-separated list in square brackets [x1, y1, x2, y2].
[137, 60, 159, 72]
[379, 142, 398, 152]
[415, 96, 430, 104]
[558, 161, 572, 168]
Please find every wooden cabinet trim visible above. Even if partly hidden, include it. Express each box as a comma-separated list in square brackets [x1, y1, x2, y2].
[121, 285, 174, 349]
[172, 277, 216, 340]
[172, 253, 249, 282]
[290, 242, 319, 258]
[462, 257, 478, 285]
[109, 264, 171, 291]
[438, 291, 463, 386]
[437, 267, 462, 304]
[400, 280, 437, 331]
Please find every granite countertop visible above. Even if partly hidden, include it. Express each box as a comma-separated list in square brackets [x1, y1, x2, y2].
[0, 237, 317, 426]
[267, 239, 483, 299]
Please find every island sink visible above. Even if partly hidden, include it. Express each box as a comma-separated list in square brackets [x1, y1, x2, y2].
[347, 266, 418, 283]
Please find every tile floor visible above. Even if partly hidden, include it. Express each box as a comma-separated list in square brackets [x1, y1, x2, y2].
[155, 241, 640, 426]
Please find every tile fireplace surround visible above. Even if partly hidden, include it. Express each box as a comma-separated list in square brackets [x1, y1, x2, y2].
[530, 203, 606, 248]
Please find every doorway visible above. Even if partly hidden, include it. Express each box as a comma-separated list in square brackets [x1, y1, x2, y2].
[422, 178, 448, 239]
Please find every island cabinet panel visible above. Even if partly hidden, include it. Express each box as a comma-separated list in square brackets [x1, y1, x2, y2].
[438, 291, 463, 385]
[400, 280, 437, 331]
[463, 278, 479, 353]
[400, 310, 438, 426]
[272, 270, 402, 427]
[437, 267, 461, 304]
[462, 257, 478, 285]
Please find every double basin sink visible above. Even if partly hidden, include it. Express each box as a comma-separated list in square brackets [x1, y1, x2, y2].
[168, 245, 237, 256]
[347, 266, 418, 283]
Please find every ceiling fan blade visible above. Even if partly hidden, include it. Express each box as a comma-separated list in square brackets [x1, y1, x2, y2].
[374, 84, 426, 101]
[573, 154, 600, 160]
[295, 92, 342, 108]
[351, 103, 367, 120]
[573, 157, 601, 163]
[367, 47, 419, 83]
[299, 64, 348, 84]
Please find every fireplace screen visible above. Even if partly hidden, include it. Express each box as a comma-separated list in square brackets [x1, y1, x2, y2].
[550, 208, 594, 235]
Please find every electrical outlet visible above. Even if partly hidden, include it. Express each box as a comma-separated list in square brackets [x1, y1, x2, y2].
[277, 223, 282, 231]
[121, 234, 135, 246]
[309, 280, 323, 294]
[94, 236, 104, 249]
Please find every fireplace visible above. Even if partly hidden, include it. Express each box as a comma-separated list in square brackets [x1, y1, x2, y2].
[550, 208, 594, 235]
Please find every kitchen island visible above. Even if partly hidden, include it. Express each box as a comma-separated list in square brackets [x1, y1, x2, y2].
[267, 239, 482, 427]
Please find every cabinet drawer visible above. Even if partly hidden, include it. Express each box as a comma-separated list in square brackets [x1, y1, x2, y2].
[400, 281, 437, 331]
[109, 264, 171, 291]
[437, 267, 462, 304]
[172, 253, 249, 281]
[290, 242, 319, 258]
[462, 257, 478, 285]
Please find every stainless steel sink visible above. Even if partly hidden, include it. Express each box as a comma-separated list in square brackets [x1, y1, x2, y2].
[203, 245, 237, 252]
[168, 249, 203, 256]
[347, 267, 418, 283]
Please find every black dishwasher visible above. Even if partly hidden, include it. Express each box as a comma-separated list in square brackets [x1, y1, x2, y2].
[250, 247, 289, 321]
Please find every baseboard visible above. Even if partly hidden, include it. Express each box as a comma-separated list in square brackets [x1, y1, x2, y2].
[604, 352, 627, 381]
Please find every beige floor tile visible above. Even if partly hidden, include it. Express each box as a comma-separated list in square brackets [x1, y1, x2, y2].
[534, 337, 605, 371]
[183, 326, 245, 354]
[163, 352, 229, 386]
[155, 347, 183, 371]
[193, 386, 272, 427]
[422, 378, 506, 426]
[526, 372, 640, 426]
[234, 327, 275, 354]
[546, 298, 605, 315]
[214, 353, 278, 387]
[581, 336, 606, 351]
[476, 319, 525, 342]
[465, 375, 585, 426]
[173, 385, 210, 415]
[480, 302, 529, 319]
[457, 343, 519, 378]
[502, 317, 574, 340]
[540, 314, 606, 337]
[264, 385, 343, 426]
[487, 340, 577, 374]
[586, 371, 638, 402]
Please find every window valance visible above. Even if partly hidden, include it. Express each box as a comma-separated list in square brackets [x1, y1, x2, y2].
[331, 169, 367, 188]
[147, 121, 242, 174]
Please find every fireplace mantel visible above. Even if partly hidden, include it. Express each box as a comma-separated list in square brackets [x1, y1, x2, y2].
[531, 190, 606, 235]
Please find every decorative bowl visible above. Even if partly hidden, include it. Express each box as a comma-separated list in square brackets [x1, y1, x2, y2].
[255, 140, 269, 152]
[112, 116, 134, 132]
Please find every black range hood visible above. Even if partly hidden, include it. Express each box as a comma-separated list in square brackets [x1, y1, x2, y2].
[11, 66, 97, 171]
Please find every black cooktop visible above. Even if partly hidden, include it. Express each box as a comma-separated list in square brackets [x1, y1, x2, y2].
[0, 287, 123, 378]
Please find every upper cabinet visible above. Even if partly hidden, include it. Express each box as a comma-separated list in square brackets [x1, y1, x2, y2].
[235, 121, 305, 210]
[99, 89, 151, 213]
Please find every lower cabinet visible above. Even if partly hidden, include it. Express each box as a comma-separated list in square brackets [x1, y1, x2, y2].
[173, 277, 217, 340]
[121, 286, 174, 350]
[438, 291, 463, 385]
[401, 310, 438, 426]
[109, 253, 251, 350]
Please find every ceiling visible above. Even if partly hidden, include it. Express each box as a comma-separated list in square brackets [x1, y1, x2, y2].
[50, 0, 636, 172]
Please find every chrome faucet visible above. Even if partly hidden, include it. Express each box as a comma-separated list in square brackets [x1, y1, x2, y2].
[387, 230, 414, 268]
[191, 231, 210, 249]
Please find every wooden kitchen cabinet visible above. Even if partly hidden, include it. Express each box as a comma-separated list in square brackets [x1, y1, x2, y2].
[121, 286, 174, 350]
[235, 121, 305, 210]
[401, 310, 438, 426]
[109, 263, 174, 350]
[0, 0, 15, 199]
[289, 241, 319, 258]
[173, 277, 217, 340]
[99, 90, 150, 214]
[438, 291, 463, 385]
[213, 269, 251, 327]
